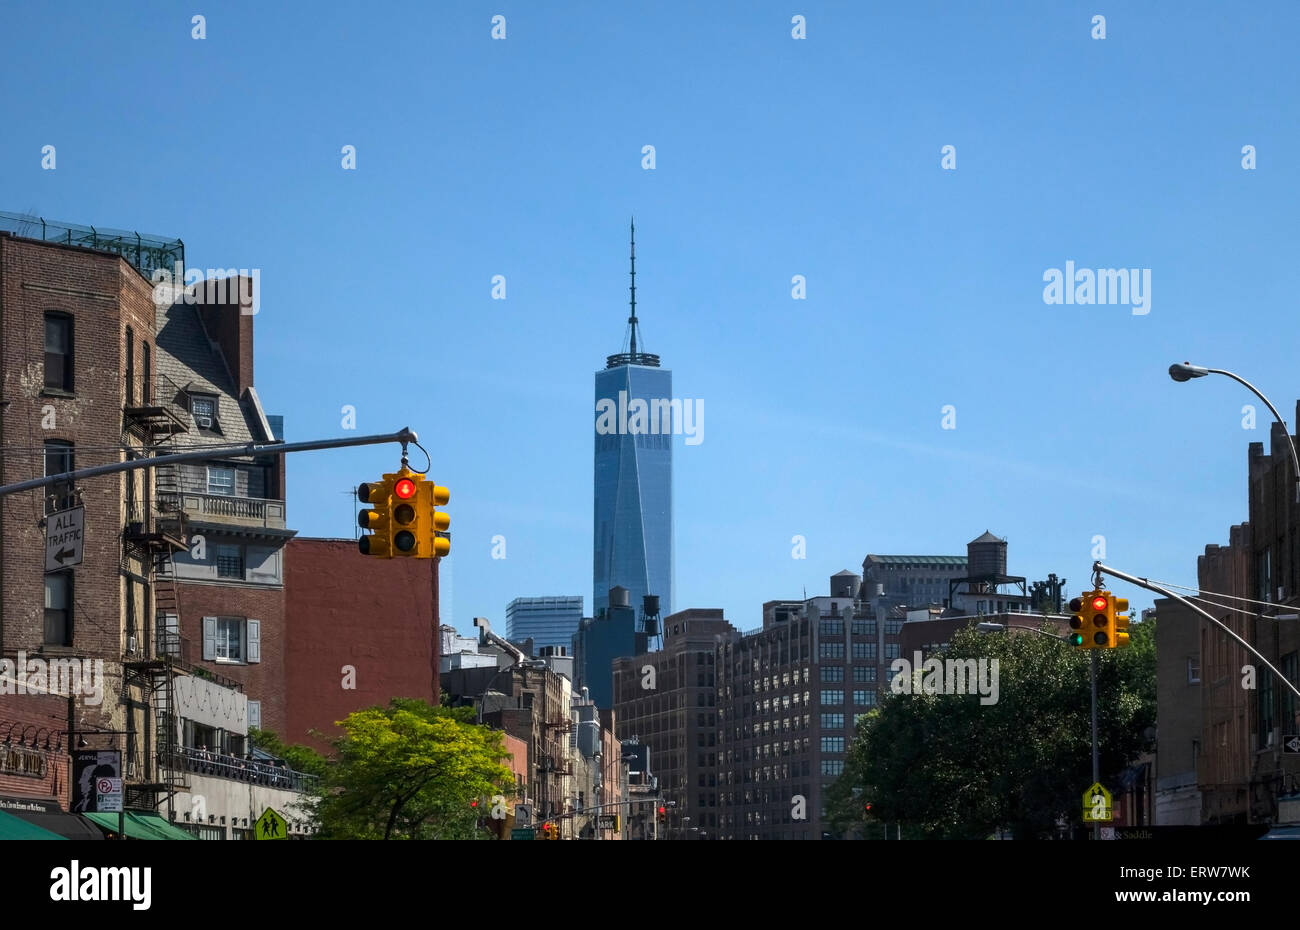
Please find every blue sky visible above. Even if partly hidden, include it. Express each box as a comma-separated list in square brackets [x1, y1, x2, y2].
[4, 2, 1298, 634]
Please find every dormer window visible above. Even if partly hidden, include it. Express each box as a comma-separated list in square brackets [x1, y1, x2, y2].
[190, 394, 218, 430]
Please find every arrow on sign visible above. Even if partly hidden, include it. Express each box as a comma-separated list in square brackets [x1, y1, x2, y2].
[52, 548, 76, 565]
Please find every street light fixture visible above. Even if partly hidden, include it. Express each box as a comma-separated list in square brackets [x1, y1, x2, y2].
[1169, 360, 1300, 503]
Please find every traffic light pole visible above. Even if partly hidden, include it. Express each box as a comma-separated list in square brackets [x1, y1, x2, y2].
[0, 428, 420, 499]
[1095, 561, 1300, 702]
[1090, 649, 1100, 842]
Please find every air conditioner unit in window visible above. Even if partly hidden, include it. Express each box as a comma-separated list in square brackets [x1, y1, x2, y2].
[196, 416, 213, 428]
[127, 635, 138, 655]
[126, 760, 137, 778]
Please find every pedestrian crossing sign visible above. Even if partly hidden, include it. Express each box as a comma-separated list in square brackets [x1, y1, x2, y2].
[256, 806, 288, 840]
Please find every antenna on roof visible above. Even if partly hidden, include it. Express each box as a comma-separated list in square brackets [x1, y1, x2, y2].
[628, 216, 638, 358]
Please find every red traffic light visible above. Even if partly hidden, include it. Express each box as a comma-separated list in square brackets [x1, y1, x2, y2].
[1091, 595, 1108, 611]
[394, 477, 417, 499]
[658, 806, 666, 815]
[470, 799, 478, 808]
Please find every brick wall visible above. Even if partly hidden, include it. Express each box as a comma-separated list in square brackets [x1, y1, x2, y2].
[0, 234, 157, 735]
[284, 538, 437, 753]
[173, 581, 287, 736]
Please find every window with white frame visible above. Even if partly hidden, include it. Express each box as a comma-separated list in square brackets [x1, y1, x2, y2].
[207, 466, 235, 496]
[203, 617, 261, 665]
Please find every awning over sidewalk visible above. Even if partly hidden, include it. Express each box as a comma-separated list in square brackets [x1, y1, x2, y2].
[85, 811, 197, 840]
[0, 796, 104, 840]
[0, 809, 65, 840]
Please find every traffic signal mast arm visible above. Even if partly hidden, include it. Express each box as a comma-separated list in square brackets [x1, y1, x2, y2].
[0, 428, 420, 499]
[1095, 560, 1300, 702]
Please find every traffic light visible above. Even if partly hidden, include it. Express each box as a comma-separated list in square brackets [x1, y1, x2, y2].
[1067, 591, 1111, 649]
[357, 470, 451, 559]
[657, 805, 667, 824]
[420, 481, 451, 557]
[391, 472, 420, 556]
[541, 821, 558, 840]
[1111, 596, 1131, 648]
[357, 478, 393, 557]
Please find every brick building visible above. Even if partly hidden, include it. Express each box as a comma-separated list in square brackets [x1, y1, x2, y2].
[1196, 522, 1253, 824]
[283, 537, 437, 753]
[0, 215, 315, 837]
[612, 608, 735, 840]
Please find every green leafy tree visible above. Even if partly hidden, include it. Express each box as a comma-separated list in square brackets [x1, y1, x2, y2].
[317, 698, 515, 840]
[826, 619, 1155, 839]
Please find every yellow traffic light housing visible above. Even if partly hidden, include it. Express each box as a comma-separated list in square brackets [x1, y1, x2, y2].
[357, 479, 393, 557]
[1068, 591, 1113, 649]
[1111, 597, 1131, 648]
[359, 470, 450, 559]
[424, 482, 451, 557]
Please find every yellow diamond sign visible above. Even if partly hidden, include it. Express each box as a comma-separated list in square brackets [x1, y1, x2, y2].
[255, 806, 288, 840]
[1082, 782, 1112, 823]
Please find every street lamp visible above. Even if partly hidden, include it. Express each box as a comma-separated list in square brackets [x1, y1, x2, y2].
[1169, 361, 1300, 503]
[976, 621, 1068, 641]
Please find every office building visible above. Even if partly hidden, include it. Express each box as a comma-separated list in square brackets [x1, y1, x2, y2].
[593, 221, 672, 617]
[506, 596, 583, 653]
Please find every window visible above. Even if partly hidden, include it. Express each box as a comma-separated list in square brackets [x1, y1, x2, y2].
[44, 441, 75, 513]
[1259, 669, 1275, 748]
[1284, 652, 1299, 733]
[248, 700, 262, 731]
[44, 573, 73, 646]
[820, 759, 844, 776]
[820, 736, 845, 753]
[819, 642, 844, 659]
[852, 642, 877, 659]
[204, 617, 261, 664]
[820, 666, 843, 682]
[125, 327, 135, 405]
[885, 619, 903, 635]
[191, 395, 217, 428]
[216, 544, 244, 579]
[207, 466, 235, 496]
[44, 314, 73, 391]
[851, 620, 876, 635]
[885, 643, 900, 660]
[141, 341, 151, 404]
[854, 690, 877, 707]
[819, 690, 844, 706]
[819, 619, 843, 635]
[1187, 656, 1201, 685]
[853, 666, 877, 683]
[820, 713, 844, 729]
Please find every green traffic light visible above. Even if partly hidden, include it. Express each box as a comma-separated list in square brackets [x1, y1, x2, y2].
[1070, 633, 1084, 646]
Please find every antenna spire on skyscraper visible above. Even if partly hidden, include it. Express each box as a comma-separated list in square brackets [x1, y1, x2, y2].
[629, 216, 638, 358]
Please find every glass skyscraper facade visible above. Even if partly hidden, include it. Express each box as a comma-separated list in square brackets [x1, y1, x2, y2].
[593, 362, 673, 618]
[505, 596, 584, 653]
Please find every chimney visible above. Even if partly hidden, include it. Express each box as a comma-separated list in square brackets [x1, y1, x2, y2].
[196, 275, 256, 397]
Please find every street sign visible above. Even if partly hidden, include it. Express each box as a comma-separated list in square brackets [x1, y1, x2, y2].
[255, 806, 287, 840]
[1284, 735, 1300, 754]
[597, 813, 619, 830]
[45, 506, 84, 571]
[1082, 782, 1113, 823]
[95, 777, 123, 813]
[510, 828, 535, 841]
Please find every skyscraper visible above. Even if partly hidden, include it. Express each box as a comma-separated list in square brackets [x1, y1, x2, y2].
[505, 596, 584, 653]
[593, 220, 673, 618]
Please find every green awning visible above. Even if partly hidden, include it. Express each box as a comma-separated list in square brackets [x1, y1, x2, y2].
[85, 811, 197, 840]
[0, 808, 66, 840]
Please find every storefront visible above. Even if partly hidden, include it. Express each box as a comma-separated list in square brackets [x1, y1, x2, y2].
[0, 796, 102, 840]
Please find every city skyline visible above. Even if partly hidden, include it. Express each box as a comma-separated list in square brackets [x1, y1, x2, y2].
[4, 4, 1297, 639]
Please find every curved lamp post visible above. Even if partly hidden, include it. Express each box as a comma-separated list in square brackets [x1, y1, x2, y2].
[1169, 361, 1300, 503]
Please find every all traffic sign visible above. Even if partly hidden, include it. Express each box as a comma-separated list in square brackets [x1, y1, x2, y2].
[45, 506, 84, 571]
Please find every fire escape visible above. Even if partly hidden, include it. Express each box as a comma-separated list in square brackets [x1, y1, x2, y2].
[121, 378, 190, 812]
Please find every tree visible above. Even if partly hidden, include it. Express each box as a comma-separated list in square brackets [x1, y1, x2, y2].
[826, 619, 1156, 839]
[316, 698, 515, 840]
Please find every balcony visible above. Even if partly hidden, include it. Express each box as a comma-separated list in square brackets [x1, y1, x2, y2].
[169, 745, 318, 793]
[158, 491, 286, 531]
